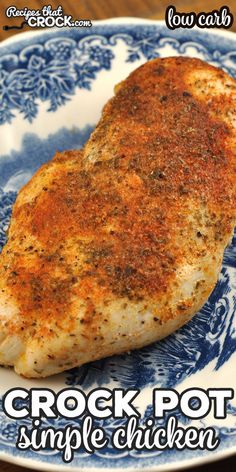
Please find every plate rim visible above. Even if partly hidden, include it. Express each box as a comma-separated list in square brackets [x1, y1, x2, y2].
[0, 16, 236, 472]
[1, 16, 236, 50]
[1, 444, 236, 472]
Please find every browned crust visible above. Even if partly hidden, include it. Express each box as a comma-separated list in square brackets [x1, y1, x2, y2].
[1, 57, 236, 340]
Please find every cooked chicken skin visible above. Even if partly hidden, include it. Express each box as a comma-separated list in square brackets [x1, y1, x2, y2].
[0, 57, 236, 378]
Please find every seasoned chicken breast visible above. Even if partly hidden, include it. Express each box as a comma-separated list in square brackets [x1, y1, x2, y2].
[0, 57, 236, 378]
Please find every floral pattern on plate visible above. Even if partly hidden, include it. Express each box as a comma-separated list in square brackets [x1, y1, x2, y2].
[0, 20, 236, 471]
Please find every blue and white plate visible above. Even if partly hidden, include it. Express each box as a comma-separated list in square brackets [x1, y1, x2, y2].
[0, 18, 236, 471]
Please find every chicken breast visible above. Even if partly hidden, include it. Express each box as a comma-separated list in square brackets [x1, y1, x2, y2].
[0, 57, 236, 378]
